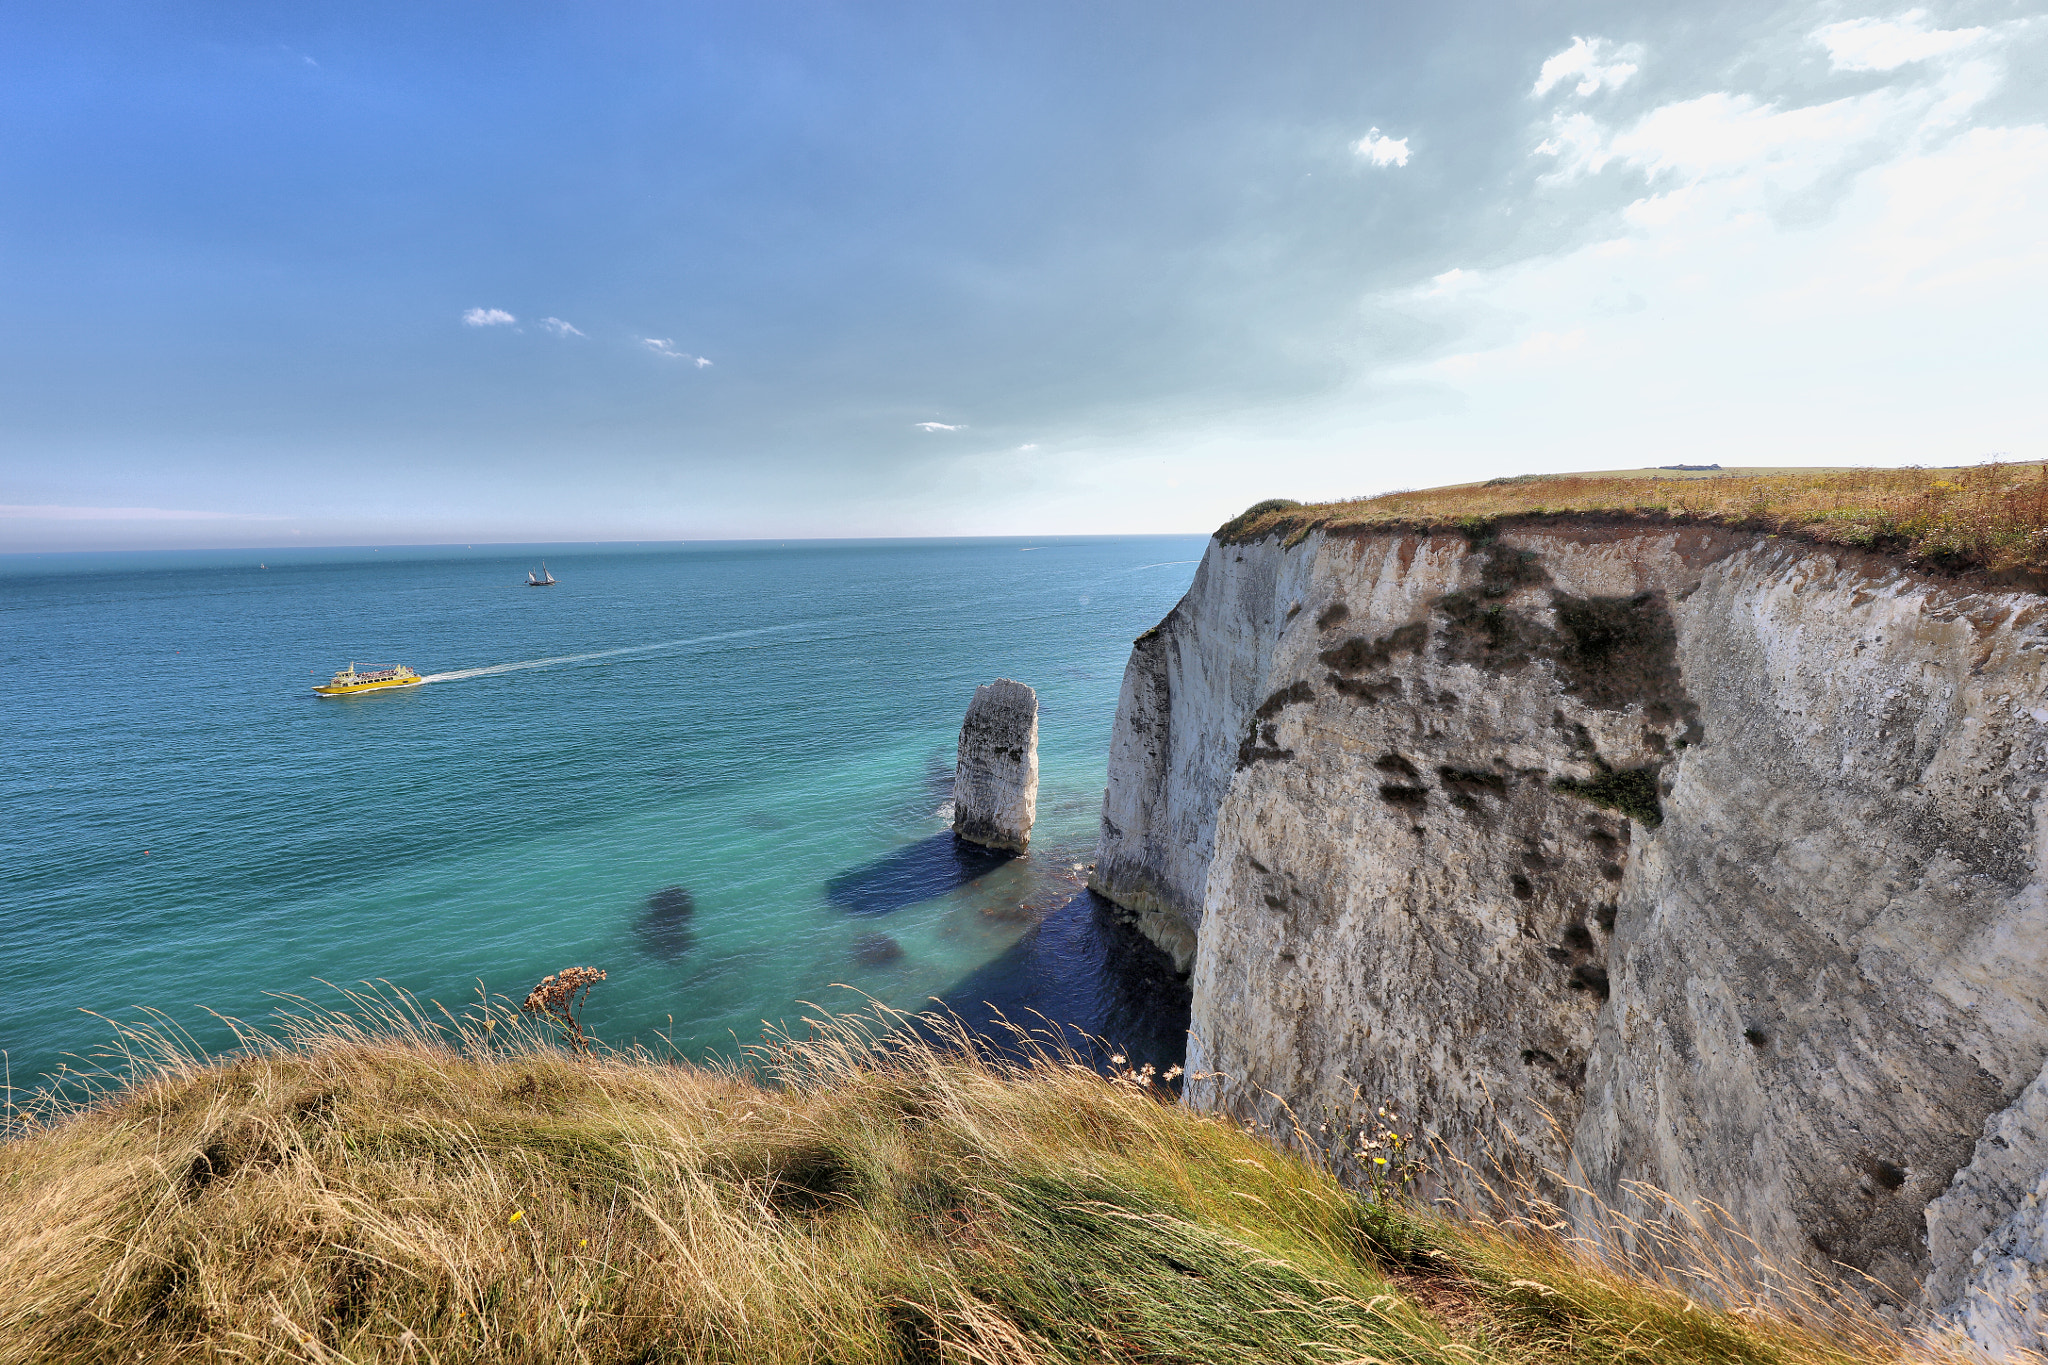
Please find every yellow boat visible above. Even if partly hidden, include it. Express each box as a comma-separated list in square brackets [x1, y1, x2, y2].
[313, 662, 424, 696]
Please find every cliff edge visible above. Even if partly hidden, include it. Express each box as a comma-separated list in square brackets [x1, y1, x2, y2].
[1091, 467, 2048, 1348]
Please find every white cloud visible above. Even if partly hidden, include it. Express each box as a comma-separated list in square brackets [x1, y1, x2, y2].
[915, 421, 967, 432]
[1847, 123, 2048, 295]
[539, 317, 584, 338]
[1532, 36, 1643, 98]
[1516, 329, 1587, 361]
[462, 307, 516, 327]
[1534, 42, 1984, 187]
[0, 504, 274, 521]
[1353, 128, 1411, 167]
[1817, 10, 1988, 72]
[1425, 267, 1478, 297]
[1614, 90, 1882, 176]
[1018, 443, 1040, 451]
[641, 337, 709, 366]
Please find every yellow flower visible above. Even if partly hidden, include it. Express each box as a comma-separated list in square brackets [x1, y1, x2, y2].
[508, 1209, 523, 1224]
[578, 1238, 588, 1248]
[1374, 1157, 1388, 1166]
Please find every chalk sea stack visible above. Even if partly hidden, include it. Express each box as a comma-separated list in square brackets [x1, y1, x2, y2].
[952, 678, 1038, 853]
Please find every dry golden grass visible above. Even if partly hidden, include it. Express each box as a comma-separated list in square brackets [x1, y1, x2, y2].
[0, 987, 1979, 1364]
[1217, 462, 2048, 575]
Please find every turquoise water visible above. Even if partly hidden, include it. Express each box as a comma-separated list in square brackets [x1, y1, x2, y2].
[0, 537, 1204, 1093]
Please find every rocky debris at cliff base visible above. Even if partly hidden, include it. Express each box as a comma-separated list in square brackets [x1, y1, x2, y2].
[952, 678, 1039, 852]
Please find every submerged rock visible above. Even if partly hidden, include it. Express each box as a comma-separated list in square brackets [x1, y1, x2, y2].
[645, 886, 695, 920]
[952, 679, 1039, 853]
[635, 886, 696, 960]
[850, 932, 904, 966]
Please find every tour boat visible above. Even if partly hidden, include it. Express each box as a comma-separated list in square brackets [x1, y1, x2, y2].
[313, 663, 424, 696]
[527, 561, 557, 586]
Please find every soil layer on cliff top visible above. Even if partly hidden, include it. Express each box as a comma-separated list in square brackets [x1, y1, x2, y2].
[0, 988, 1944, 1365]
[1218, 463, 2048, 578]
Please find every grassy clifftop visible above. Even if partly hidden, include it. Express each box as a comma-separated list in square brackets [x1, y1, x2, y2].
[0, 991, 1943, 1364]
[1217, 463, 2048, 577]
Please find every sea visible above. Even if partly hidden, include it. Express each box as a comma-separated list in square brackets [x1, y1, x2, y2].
[0, 537, 1206, 1101]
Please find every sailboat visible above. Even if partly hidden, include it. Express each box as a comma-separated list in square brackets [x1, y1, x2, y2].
[526, 561, 557, 587]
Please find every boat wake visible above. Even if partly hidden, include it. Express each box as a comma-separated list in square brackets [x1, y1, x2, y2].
[418, 624, 789, 685]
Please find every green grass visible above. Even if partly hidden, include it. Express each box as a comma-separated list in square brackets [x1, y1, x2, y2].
[0, 988, 1951, 1363]
[1216, 463, 2048, 576]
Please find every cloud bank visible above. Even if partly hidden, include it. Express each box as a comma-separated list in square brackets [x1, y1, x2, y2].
[1815, 10, 1989, 72]
[1353, 11, 2047, 477]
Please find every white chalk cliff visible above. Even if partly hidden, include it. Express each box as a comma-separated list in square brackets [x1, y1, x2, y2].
[1091, 519, 2048, 1350]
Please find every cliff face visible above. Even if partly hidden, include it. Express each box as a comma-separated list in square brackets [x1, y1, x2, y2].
[1092, 521, 2048, 1333]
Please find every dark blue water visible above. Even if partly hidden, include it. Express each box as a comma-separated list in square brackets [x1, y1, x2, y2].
[0, 538, 1203, 1093]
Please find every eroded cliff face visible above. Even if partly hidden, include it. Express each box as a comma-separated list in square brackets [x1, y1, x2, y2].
[1092, 521, 2048, 1335]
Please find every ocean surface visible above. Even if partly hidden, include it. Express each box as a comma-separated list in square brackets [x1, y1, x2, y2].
[0, 537, 1206, 1099]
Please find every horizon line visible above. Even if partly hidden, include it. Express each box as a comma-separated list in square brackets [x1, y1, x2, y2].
[0, 530, 1217, 561]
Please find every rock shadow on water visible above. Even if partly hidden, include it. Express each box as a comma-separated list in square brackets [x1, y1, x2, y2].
[635, 885, 696, 961]
[824, 832, 1015, 917]
[938, 890, 1192, 1086]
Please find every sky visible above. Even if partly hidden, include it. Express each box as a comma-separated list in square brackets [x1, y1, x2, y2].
[3, 0, 2045, 551]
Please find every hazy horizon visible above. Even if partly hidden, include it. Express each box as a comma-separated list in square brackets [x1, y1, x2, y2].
[0, 531, 1204, 568]
[6, 1, 2045, 552]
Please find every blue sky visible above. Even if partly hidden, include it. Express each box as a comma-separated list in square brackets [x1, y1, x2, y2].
[4, 0, 2045, 550]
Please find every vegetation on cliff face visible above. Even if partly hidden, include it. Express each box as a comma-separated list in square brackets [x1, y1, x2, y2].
[0, 989, 1949, 1364]
[1217, 463, 2048, 576]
